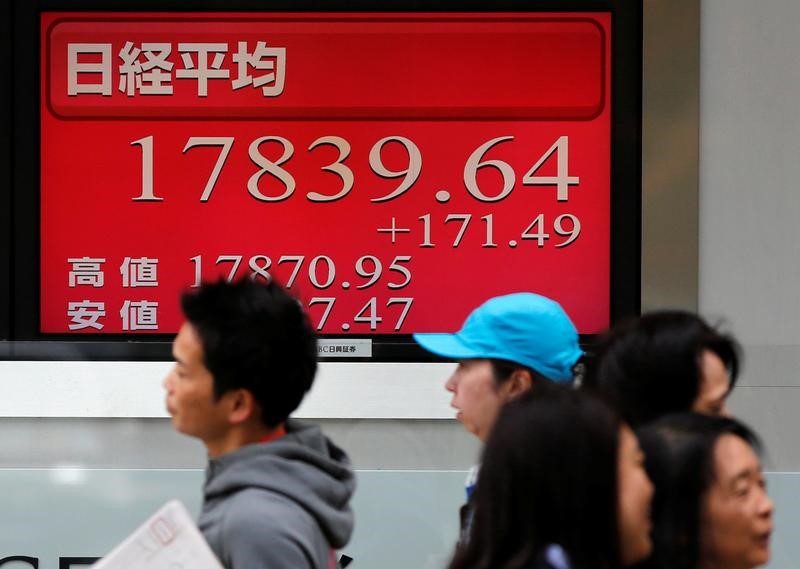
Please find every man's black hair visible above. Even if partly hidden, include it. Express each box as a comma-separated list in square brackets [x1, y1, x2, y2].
[181, 278, 317, 428]
[583, 311, 740, 427]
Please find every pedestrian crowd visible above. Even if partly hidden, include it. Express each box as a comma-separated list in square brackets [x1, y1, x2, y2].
[162, 278, 771, 569]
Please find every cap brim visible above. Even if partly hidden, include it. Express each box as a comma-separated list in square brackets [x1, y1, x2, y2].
[412, 332, 483, 360]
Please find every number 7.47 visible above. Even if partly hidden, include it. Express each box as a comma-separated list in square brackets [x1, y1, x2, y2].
[309, 297, 413, 332]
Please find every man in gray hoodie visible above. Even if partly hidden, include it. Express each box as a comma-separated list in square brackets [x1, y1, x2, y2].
[163, 278, 355, 569]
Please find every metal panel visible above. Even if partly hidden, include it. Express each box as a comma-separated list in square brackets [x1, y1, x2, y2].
[641, 0, 700, 311]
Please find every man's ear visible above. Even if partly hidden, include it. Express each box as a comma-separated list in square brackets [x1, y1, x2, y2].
[227, 388, 257, 425]
[503, 369, 533, 401]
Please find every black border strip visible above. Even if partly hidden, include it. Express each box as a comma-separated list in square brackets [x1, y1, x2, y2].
[1, 0, 14, 341]
[608, 0, 642, 322]
[9, 0, 641, 361]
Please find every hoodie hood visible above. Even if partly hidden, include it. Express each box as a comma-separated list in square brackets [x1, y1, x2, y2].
[203, 420, 355, 548]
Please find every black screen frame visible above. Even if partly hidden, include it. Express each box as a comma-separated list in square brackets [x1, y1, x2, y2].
[0, 0, 11, 345]
[5, 0, 641, 361]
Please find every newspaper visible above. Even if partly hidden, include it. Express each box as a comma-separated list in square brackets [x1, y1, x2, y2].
[91, 500, 224, 569]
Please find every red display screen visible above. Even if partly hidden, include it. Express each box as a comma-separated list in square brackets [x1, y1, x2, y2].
[41, 12, 611, 335]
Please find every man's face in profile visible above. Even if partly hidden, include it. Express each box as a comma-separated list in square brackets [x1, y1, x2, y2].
[164, 322, 231, 447]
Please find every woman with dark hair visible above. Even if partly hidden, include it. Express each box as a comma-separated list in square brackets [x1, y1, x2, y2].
[449, 387, 654, 569]
[583, 311, 741, 427]
[637, 413, 773, 569]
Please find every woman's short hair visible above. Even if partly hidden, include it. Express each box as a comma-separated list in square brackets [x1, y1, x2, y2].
[449, 387, 622, 569]
[636, 413, 761, 569]
[489, 358, 551, 387]
[583, 311, 740, 426]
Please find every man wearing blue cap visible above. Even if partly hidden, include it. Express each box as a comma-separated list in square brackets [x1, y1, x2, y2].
[413, 292, 583, 543]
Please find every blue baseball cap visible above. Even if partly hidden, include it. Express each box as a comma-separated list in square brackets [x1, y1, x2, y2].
[413, 293, 583, 382]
